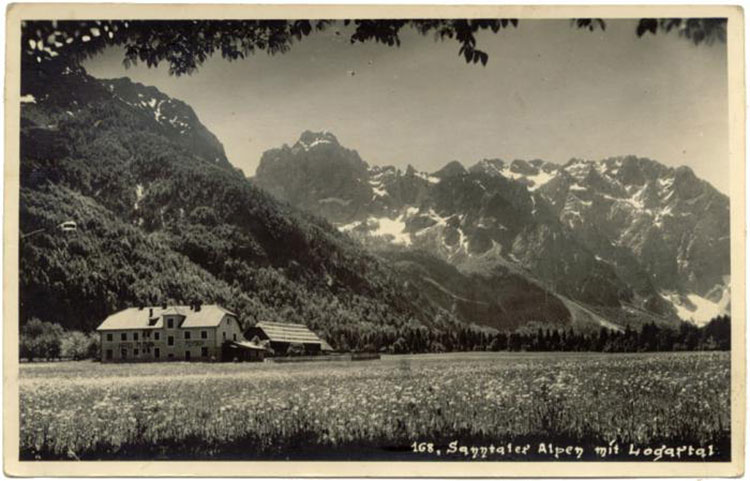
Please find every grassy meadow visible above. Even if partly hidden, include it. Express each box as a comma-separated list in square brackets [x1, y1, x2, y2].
[19, 351, 730, 461]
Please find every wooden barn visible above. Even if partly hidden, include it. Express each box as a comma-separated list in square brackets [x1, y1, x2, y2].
[245, 321, 333, 356]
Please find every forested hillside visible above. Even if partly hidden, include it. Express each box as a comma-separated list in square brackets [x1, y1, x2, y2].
[21, 67, 423, 346]
[19, 65, 574, 351]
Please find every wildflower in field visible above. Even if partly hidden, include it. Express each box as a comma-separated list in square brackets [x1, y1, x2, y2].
[18, 352, 730, 460]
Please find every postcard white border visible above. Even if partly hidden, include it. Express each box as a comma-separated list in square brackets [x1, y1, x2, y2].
[3, 4, 745, 477]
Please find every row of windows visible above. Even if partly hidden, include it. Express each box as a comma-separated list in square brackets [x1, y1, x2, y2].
[104, 346, 211, 360]
[105, 330, 210, 342]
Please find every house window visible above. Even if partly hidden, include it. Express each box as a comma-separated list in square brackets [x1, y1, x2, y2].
[105, 349, 113, 360]
[168, 336, 174, 346]
[154, 348, 160, 359]
[222, 332, 226, 341]
[154, 332, 160, 341]
[134, 348, 139, 356]
[121, 348, 127, 359]
[201, 347, 208, 357]
[121, 333, 127, 341]
[184, 331, 191, 340]
[168, 353, 174, 359]
[201, 330, 207, 339]
[106, 333, 113, 342]
[185, 351, 191, 361]
[133, 332, 139, 341]
[167, 318, 174, 329]
[233, 334, 237, 341]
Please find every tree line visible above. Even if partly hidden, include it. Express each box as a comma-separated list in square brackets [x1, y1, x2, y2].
[330, 315, 731, 354]
[20, 315, 730, 361]
[20, 318, 99, 361]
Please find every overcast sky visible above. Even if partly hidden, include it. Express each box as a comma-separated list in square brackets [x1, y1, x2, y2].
[84, 19, 729, 193]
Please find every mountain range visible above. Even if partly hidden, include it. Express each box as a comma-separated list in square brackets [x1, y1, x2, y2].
[19, 64, 729, 355]
[254, 131, 731, 328]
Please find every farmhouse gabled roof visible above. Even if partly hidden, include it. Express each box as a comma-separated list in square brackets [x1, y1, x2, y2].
[255, 321, 323, 344]
[96, 304, 236, 331]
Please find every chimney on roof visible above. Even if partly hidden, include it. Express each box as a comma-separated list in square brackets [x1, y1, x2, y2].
[149, 307, 153, 317]
[195, 301, 202, 312]
[162, 301, 167, 310]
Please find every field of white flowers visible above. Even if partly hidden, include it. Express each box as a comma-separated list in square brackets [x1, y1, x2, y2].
[19, 351, 730, 460]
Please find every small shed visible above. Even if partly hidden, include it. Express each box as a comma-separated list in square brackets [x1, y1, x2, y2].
[222, 340, 269, 362]
[245, 321, 332, 356]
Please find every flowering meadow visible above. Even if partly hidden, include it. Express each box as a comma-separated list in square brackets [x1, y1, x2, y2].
[19, 352, 730, 460]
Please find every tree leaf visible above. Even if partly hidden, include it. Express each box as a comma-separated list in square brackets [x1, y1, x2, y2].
[478, 50, 488, 66]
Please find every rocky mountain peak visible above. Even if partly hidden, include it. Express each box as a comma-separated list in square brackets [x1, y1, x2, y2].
[468, 158, 506, 177]
[99, 77, 230, 166]
[434, 160, 468, 178]
[672, 165, 706, 199]
[509, 159, 539, 176]
[294, 130, 340, 151]
[254, 130, 371, 224]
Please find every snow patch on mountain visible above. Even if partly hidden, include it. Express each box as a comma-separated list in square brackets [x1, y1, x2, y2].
[307, 138, 332, 150]
[370, 216, 411, 245]
[154, 100, 164, 122]
[296, 131, 338, 151]
[421, 209, 450, 230]
[660, 292, 726, 326]
[369, 178, 388, 198]
[415, 171, 441, 184]
[340, 214, 412, 246]
[473, 159, 557, 190]
[525, 169, 556, 191]
[564, 159, 593, 181]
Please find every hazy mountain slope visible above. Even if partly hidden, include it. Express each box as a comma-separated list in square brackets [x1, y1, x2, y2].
[380, 249, 571, 332]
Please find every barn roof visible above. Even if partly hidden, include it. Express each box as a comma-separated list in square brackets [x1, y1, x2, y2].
[96, 305, 235, 331]
[255, 321, 324, 345]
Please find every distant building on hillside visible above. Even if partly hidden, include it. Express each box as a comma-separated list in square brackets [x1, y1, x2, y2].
[96, 304, 267, 362]
[245, 321, 334, 356]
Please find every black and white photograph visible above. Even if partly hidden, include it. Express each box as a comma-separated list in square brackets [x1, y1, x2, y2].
[4, 4, 745, 477]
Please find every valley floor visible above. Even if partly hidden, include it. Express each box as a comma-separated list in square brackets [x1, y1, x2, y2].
[19, 352, 730, 461]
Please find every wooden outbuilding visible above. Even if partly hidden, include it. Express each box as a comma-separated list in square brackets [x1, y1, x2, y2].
[222, 340, 269, 362]
[245, 321, 333, 356]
